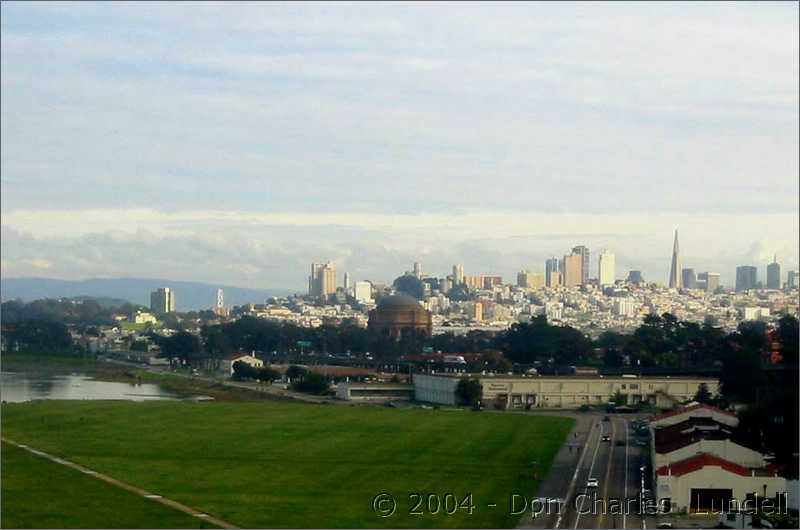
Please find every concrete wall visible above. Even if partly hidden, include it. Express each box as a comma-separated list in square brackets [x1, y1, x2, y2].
[336, 383, 413, 402]
[654, 440, 767, 468]
[413, 374, 460, 406]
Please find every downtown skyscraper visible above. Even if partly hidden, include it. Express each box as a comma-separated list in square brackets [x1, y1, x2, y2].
[668, 229, 682, 289]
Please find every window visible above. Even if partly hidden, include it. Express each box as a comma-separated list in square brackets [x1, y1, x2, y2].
[630, 384, 639, 390]
[621, 384, 627, 389]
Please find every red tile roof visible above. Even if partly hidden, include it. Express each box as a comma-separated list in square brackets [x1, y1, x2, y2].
[651, 403, 737, 423]
[656, 453, 751, 477]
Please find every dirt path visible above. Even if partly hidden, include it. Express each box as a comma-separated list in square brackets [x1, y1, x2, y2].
[1, 437, 237, 529]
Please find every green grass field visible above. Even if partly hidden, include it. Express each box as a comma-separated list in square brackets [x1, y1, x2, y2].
[0, 444, 209, 529]
[1, 401, 573, 528]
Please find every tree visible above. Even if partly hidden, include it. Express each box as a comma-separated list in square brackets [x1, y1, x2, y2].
[719, 348, 767, 404]
[693, 383, 713, 404]
[392, 275, 426, 300]
[448, 284, 473, 302]
[2, 320, 73, 354]
[130, 339, 149, 352]
[286, 365, 308, 381]
[161, 331, 202, 365]
[611, 390, 626, 406]
[776, 315, 799, 364]
[232, 360, 258, 380]
[291, 371, 330, 395]
[455, 379, 482, 407]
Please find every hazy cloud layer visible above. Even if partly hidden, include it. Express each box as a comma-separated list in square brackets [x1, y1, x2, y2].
[1, 3, 798, 290]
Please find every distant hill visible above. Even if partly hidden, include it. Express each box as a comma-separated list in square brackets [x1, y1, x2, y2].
[0, 277, 295, 311]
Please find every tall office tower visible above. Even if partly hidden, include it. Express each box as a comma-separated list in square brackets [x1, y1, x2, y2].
[413, 262, 423, 279]
[545, 258, 560, 287]
[354, 281, 373, 303]
[562, 253, 583, 287]
[668, 230, 682, 289]
[735, 265, 758, 292]
[699, 272, 720, 293]
[598, 250, 615, 287]
[452, 264, 465, 285]
[309, 262, 337, 298]
[627, 270, 644, 285]
[215, 288, 224, 315]
[681, 268, 697, 289]
[150, 287, 175, 314]
[766, 256, 781, 290]
[787, 270, 799, 289]
[343, 272, 351, 291]
[571, 245, 590, 284]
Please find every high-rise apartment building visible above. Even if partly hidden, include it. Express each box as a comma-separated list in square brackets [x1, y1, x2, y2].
[766, 256, 781, 290]
[343, 272, 351, 291]
[668, 230, 682, 289]
[214, 288, 225, 316]
[413, 262, 423, 279]
[309, 262, 337, 298]
[735, 265, 758, 292]
[354, 281, 373, 303]
[598, 250, 615, 287]
[150, 287, 175, 314]
[681, 268, 697, 289]
[698, 272, 720, 293]
[452, 264, 465, 285]
[571, 245, 590, 284]
[562, 253, 583, 287]
[545, 258, 560, 287]
[517, 270, 544, 289]
[787, 270, 799, 289]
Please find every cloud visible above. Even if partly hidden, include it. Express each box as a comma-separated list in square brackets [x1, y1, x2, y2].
[1, 3, 797, 287]
[2, 209, 797, 290]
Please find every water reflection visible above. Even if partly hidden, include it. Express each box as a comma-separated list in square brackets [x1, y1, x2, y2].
[0, 372, 211, 403]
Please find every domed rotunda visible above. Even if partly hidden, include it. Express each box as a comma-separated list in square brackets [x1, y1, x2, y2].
[367, 294, 433, 339]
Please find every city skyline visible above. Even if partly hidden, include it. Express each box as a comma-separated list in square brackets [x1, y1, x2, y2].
[1, 3, 798, 291]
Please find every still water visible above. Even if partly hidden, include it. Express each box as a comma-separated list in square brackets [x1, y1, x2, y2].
[0, 371, 211, 403]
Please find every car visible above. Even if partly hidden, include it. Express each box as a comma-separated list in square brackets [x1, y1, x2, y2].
[601, 435, 611, 442]
[615, 440, 625, 447]
[636, 439, 648, 446]
[586, 478, 599, 488]
[602, 415, 610, 421]
[656, 523, 673, 529]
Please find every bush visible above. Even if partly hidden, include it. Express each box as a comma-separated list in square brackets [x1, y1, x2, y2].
[291, 371, 330, 395]
[455, 379, 482, 407]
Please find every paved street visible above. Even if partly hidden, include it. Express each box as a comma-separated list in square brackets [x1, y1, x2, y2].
[522, 413, 661, 530]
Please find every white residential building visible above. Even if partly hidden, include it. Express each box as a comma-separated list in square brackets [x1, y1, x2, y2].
[598, 250, 616, 287]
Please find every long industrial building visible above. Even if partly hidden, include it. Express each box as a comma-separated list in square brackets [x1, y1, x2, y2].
[413, 373, 719, 409]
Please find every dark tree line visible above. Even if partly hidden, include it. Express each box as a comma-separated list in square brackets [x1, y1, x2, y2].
[1, 298, 143, 326]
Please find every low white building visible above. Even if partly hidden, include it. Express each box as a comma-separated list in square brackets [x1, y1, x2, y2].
[221, 353, 263, 375]
[655, 453, 785, 513]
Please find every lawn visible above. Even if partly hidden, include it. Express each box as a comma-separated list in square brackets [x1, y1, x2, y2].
[1, 401, 573, 528]
[0, 443, 210, 529]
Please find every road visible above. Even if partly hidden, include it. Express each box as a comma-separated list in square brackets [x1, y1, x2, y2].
[522, 414, 659, 530]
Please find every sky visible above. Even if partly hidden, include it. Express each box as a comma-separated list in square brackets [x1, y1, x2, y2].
[1, 2, 798, 291]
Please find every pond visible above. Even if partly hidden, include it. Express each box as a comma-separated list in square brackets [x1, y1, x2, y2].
[0, 371, 212, 403]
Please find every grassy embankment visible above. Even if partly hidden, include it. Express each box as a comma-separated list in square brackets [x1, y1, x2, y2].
[2, 400, 573, 528]
[1, 444, 209, 528]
